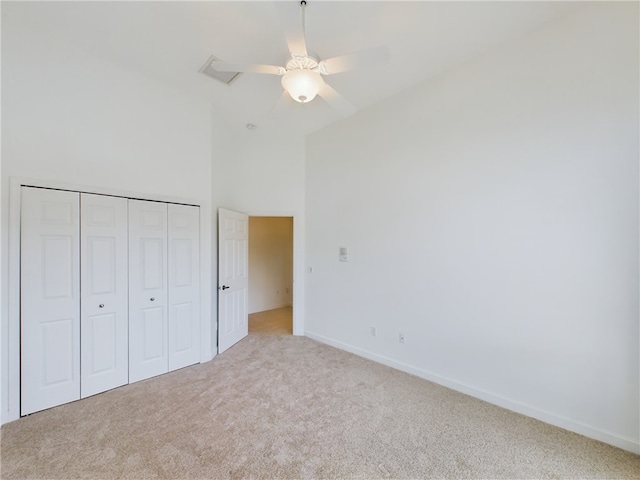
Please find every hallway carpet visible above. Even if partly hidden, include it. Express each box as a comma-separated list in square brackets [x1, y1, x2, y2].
[249, 306, 292, 335]
[2, 334, 639, 479]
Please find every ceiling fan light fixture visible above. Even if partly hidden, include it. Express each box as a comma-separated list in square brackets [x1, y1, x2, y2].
[281, 68, 324, 103]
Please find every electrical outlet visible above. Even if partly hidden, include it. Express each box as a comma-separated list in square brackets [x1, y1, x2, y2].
[399, 332, 405, 344]
[371, 326, 377, 337]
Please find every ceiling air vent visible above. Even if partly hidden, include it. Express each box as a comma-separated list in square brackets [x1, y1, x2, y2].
[199, 55, 242, 85]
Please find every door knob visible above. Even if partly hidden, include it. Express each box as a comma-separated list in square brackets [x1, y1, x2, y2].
[99, 304, 104, 308]
[220, 285, 230, 291]
[150, 297, 155, 301]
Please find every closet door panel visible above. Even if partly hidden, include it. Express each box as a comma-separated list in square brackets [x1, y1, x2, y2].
[21, 187, 80, 415]
[80, 194, 129, 398]
[168, 204, 200, 371]
[129, 200, 168, 382]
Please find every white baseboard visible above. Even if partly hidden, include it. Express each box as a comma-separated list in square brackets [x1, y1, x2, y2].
[304, 331, 640, 455]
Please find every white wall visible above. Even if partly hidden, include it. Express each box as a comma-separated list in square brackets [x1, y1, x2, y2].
[305, 3, 639, 453]
[214, 128, 305, 214]
[209, 112, 236, 346]
[1, 7, 215, 423]
[248, 217, 293, 314]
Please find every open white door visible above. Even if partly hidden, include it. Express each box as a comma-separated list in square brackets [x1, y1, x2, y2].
[218, 208, 248, 353]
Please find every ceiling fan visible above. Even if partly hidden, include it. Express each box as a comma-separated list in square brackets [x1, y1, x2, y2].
[210, 0, 390, 117]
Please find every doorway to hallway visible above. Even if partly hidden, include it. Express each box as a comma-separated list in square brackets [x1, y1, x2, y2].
[248, 216, 293, 335]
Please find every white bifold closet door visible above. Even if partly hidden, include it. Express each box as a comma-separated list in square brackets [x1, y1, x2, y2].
[80, 193, 129, 398]
[128, 201, 201, 381]
[21, 190, 201, 413]
[168, 204, 201, 371]
[21, 187, 81, 415]
[128, 200, 169, 383]
[21, 190, 130, 415]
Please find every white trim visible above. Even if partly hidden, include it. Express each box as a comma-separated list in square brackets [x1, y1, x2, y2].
[245, 211, 305, 336]
[305, 330, 640, 455]
[637, 15, 640, 445]
[3, 177, 212, 425]
[0, 0, 3, 430]
[4, 180, 22, 424]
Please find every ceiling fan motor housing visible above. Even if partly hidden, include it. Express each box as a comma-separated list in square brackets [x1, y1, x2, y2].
[286, 55, 318, 71]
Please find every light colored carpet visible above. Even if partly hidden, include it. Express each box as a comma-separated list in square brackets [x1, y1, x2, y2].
[249, 306, 292, 335]
[1, 333, 639, 479]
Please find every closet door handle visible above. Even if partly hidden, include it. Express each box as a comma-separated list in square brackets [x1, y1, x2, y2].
[99, 304, 104, 308]
[150, 297, 155, 302]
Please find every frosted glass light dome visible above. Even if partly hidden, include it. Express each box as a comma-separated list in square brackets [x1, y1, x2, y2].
[281, 69, 324, 103]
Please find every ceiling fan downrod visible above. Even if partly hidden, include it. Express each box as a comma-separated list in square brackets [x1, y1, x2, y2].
[300, 1, 307, 46]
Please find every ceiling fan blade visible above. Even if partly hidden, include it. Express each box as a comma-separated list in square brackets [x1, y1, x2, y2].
[318, 46, 391, 75]
[211, 62, 285, 76]
[269, 91, 292, 117]
[274, 1, 308, 57]
[318, 82, 357, 118]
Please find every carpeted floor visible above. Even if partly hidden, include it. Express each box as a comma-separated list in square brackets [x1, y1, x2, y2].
[1, 333, 639, 479]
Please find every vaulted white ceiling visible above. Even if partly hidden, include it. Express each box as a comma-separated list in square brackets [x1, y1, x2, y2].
[11, 1, 581, 136]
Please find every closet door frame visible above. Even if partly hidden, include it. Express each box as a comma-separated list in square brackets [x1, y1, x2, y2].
[5, 177, 206, 425]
